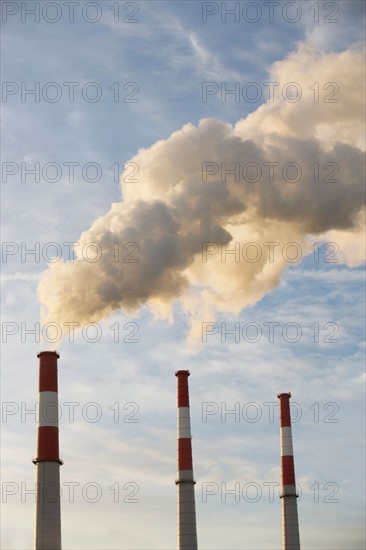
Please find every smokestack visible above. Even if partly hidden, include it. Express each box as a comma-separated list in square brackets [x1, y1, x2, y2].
[277, 392, 300, 550]
[175, 370, 198, 550]
[33, 351, 62, 550]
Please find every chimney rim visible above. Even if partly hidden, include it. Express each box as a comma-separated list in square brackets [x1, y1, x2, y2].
[37, 350, 60, 358]
[175, 369, 190, 377]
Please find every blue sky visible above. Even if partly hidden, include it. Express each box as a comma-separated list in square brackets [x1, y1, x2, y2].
[1, 1, 365, 549]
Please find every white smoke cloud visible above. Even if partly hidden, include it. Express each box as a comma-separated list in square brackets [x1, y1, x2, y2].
[38, 45, 365, 341]
[234, 44, 365, 151]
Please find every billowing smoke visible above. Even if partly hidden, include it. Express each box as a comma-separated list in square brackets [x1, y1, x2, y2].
[38, 45, 365, 340]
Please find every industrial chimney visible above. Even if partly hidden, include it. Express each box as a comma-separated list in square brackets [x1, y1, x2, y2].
[277, 392, 300, 550]
[33, 351, 62, 550]
[175, 370, 198, 550]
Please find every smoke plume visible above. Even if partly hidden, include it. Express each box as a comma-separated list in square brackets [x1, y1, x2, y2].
[38, 45, 365, 339]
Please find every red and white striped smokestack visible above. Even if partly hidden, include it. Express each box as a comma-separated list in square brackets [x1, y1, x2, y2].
[175, 370, 198, 550]
[277, 392, 300, 550]
[33, 351, 62, 550]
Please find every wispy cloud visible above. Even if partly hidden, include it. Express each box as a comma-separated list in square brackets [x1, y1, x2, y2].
[1, 272, 41, 282]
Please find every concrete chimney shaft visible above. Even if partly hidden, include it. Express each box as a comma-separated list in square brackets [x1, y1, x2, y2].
[34, 351, 62, 550]
[175, 370, 198, 550]
[277, 392, 300, 550]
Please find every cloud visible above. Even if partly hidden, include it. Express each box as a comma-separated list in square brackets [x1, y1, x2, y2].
[37, 45, 365, 341]
[234, 44, 365, 150]
[1, 272, 41, 282]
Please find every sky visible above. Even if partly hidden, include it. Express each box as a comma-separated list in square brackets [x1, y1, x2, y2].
[1, 1, 365, 549]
